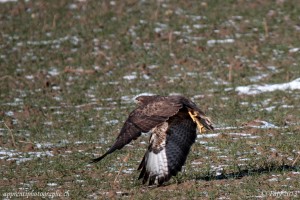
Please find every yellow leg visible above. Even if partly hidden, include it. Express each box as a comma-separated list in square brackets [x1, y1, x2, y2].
[188, 111, 205, 133]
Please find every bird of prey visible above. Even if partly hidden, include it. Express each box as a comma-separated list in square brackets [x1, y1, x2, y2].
[91, 95, 214, 186]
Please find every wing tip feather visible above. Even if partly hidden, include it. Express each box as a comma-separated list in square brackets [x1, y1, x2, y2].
[90, 154, 107, 163]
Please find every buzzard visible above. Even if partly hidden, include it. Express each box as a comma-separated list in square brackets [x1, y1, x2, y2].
[91, 95, 213, 185]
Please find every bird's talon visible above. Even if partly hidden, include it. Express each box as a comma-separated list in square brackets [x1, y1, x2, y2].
[188, 111, 205, 133]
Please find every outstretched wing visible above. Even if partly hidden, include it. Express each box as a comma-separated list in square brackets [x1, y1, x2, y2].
[91, 96, 183, 163]
[138, 111, 197, 185]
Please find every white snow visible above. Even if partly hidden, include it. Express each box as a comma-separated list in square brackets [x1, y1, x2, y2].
[44, 121, 53, 126]
[5, 111, 14, 117]
[0, 0, 17, 2]
[214, 126, 240, 130]
[198, 133, 220, 138]
[193, 24, 206, 29]
[236, 78, 300, 95]
[105, 119, 119, 125]
[268, 177, 278, 182]
[197, 132, 260, 139]
[207, 39, 235, 46]
[143, 74, 150, 80]
[1, 147, 54, 164]
[249, 73, 269, 82]
[246, 120, 278, 129]
[264, 106, 276, 112]
[123, 72, 137, 80]
[0, 150, 20, 157]
[147, 64, 159, 69]
[47, 183, 58, 186]
[191, 161, 202, 165]
[122, 168, 135, 174]
[289, 48, 300, 53]
[48, 68, 60, 76]
[25, 75, 34, 80]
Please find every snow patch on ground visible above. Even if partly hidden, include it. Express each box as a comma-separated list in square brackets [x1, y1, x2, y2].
[246, 120, 278, 129]
[0, 148, 54, 164]
[0, 0, 17, 2]
[123, 72, 137, 80]
[236, 78, 300, 95]
[207, 39, 235, 46]
[198, 132, 260, 139]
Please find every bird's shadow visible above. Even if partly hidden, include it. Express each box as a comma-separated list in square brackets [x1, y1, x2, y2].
[195, 164, 299, 181]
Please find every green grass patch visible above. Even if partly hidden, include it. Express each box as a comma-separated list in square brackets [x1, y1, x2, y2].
[1, 0, 299, 199]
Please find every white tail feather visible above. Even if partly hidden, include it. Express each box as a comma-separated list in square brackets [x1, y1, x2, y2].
[146, 149, 169, 183]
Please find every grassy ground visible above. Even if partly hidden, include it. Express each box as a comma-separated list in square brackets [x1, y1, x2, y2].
[1, 0, 300, 199]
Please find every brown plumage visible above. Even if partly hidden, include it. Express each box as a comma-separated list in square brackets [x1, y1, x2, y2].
[91, 95, 214, 185]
